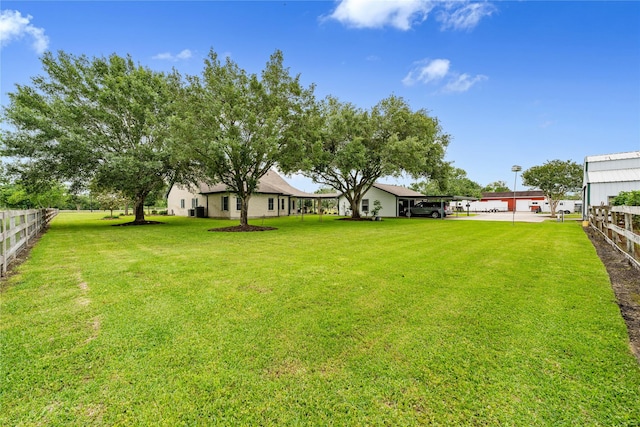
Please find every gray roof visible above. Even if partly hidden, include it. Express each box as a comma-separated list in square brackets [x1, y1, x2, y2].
[482, 190, 545, 199]
[586, 169, 640, 184]
[585, 151, 640, 163]
[199, 170, 338, 198]
[373, 183, 424, 197]
[370, 183, 476, 200]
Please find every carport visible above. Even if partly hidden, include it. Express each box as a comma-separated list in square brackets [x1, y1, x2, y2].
[414, 195, 478, 219]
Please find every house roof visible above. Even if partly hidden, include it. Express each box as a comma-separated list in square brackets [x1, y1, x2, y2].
[199, 170, 338, 198]
[586, 169, 640, 184]
[422, 195, 479, 201]
[482, 190, 545, 199]
[372, 183, 424, 197]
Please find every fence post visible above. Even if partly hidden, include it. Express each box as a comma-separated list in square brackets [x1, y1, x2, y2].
[625, 212, 635, 257]
[1, 211, 5, 277]
[26, 210, 32, 245]
[9, 212, 16, 256]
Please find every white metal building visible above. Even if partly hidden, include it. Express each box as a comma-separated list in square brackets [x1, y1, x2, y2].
[582, 151, 640, 216]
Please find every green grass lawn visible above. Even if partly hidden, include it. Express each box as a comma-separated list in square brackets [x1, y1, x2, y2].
[2, 213, 639, 425]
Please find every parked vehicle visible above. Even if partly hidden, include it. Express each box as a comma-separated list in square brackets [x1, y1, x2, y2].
[406, 201, 448, 218]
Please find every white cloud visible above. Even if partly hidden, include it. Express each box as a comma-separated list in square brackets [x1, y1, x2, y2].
[326, 0, 434, 30]
[402, 58, 450, 86]
[152, 49, 192, 61]
[326, 0, 494, 31]
[0, 9, 49, 54]
[438, 2, 496, 31]
[403, 58, 486, 93]
[443, 73, 488, 92]
[152, 52, 173, 61]
[176, 49, 192, 60]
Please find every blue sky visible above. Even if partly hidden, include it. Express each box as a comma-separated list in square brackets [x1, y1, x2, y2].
[1, 1, 639, 192]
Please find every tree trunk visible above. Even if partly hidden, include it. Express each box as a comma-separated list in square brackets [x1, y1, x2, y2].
[549, 198, 558, 216]
[134, 198, 146, 223]
[349, 196, 361, 219]
[240, 195, 251, 226]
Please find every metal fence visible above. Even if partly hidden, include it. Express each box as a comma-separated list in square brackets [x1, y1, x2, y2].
[0, 209, 58, 277]
[589, 205, 640, 268]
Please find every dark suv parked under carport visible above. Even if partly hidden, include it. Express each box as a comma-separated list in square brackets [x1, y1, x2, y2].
[406, 201, 448, 218]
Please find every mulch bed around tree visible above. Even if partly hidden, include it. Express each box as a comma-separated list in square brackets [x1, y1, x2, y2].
[209, 224, 277, 232]
[112, 220, 164, 226]
[585, 225, 640, 364]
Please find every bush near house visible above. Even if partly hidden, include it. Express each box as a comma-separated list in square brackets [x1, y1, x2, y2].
[1, 214, 639, 425]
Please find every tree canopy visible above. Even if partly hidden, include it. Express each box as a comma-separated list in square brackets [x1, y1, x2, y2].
[521, 159, 582, 215]
[287, 95, 449, 218]
[410, 167, 482, 199]
[1, 51, 185, 224]
[171, 50, 314, 226]
[482, 180, 511, 193]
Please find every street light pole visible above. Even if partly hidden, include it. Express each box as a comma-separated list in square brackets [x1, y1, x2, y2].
[511, 165, 522, 224]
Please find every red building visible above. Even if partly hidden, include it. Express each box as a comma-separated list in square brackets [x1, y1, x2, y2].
[481, 191, 546, 212]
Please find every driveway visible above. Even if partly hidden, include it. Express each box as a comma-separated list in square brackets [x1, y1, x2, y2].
[447, 211, 551, 223]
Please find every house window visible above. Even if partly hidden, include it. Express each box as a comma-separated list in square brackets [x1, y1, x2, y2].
[191, 198, 198, 208]
[180, 199, 185, 209]
[362, 199, 369, 213]
[236, 197, 242, 211]
[281, 199, 285, 210]
[268, 198, 274, 211]
[222, 196, 229, 211]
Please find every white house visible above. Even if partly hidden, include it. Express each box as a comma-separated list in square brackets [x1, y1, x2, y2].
[582, 151, 640, 216]
[338, 183, 426, 217]
[167, 170, 336, 219]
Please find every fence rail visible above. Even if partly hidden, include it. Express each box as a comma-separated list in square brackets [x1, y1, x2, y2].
[0, 209, 58, 277]
[589, 205, 640, 268]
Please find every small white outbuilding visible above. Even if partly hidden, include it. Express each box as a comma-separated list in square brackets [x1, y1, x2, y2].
[337, 183, 427, 217]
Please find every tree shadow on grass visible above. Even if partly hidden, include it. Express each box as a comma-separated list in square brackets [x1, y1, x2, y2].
[112, 220, 164, 226]
[209, 225, 277, 232]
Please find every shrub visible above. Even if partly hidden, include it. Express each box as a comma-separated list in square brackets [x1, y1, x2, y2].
[612, 190, 640, 206]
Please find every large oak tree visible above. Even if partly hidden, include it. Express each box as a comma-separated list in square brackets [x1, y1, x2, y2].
[521, 159, 582, 215]
[1, 51, 185, 224]
[287, 95, 450, 218]
[171, 49, 314, 226]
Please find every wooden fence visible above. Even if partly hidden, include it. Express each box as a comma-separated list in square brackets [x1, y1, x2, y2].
[0, 209, 58, 277]
[589, 205, 640, 268]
